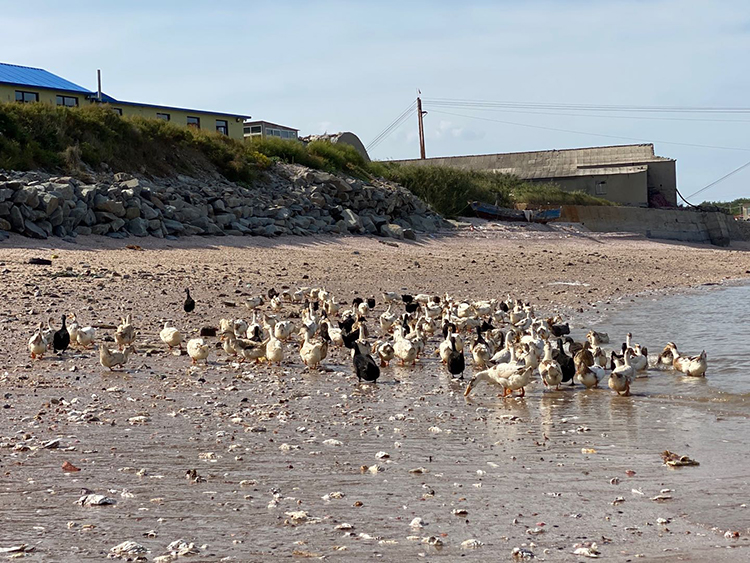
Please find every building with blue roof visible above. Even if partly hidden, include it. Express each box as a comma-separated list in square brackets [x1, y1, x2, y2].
[0, 62, 251, 140]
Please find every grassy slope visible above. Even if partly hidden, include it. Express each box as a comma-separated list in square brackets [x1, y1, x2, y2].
[0, 103, 611, 217]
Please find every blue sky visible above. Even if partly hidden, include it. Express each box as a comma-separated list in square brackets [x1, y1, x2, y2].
[2, 1, 750, 202]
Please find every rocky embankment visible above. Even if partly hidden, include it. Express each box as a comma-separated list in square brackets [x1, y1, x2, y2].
[0, 163, 445, 241]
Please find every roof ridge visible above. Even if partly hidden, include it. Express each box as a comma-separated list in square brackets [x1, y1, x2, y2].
[0, 61, 45, 71]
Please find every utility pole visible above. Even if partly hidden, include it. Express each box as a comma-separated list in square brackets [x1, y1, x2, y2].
[417, 95, 427, 159]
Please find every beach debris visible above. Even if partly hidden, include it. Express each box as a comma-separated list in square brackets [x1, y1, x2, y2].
[164, 539, 201, 556]
[285, 510, 309, 523]
[0, 544, 34, 555]
[28, 258, 52, 266]
[62, 461, 81, 472]
[657, 518, 671, 525]
[322, 491, 345, 501]
[409, 467, 428, 474]
[651, 494, 673, 502]
[512, 546, 535, 560]
[360, 464, 384, 474]
[410, 517, 425, 529]
[581, 448, 597, 454]
[461, 539, 484, 549]
[453, 508, 469, 516]
[428, 426, 442, 433]
[625, 470, 637, 477]
[612, 497, 626, 505]
[661, 450, 699, 467]
[724, 530, 740, 539]
[128, 415, 150, 425]
[610, 477, 620, 485]
[375, 451, 390, 459]
[573, 541, 601, 558]
[185, 469, 206, 483]
[323, 439, 343, 446]
[77, 492, 117, 507]
[108, 540, 148, 559]
[526, 527, 544, 535]
[335, 523, 354, 531]
[422, 536, 443, 547]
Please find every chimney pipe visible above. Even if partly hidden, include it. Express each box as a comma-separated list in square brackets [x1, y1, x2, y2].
[97, 69, 102, 101]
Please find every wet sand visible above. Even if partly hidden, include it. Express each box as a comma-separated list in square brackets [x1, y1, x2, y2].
[1, 225, 750, 561]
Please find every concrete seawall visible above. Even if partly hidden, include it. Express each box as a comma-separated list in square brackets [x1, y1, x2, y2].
[559, 205, 746, 247]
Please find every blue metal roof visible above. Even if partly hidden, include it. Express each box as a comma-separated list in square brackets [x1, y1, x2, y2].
[0, 62, 93, 94]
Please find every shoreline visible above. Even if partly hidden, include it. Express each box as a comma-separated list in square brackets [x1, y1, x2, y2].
[2, 229, 750, 561]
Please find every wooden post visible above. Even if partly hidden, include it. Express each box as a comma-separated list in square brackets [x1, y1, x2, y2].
[417, 96, 426, 159]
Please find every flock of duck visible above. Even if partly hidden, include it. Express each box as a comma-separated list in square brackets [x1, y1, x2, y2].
[26, 286, 708, 397]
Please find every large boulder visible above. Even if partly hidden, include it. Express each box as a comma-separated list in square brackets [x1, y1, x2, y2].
[126, 217, 149, 237]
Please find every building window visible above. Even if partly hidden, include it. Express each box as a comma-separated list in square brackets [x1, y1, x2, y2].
[15, 90, 39, 103]
[250, 125, 261, 134]
[156, 113, 170, 121]
[595, 181, 607, 195]
[187, 116, 200, 129]
[216, 119, 228, 135]
[112, 108, 123, 116]
[56, 95, 79, 107]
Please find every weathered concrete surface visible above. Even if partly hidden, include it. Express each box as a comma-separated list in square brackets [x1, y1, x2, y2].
[559, 205, 741, 247]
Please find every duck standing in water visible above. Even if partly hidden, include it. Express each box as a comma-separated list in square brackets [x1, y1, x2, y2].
[352, 341, 380, 383]
[184, 288, 196, 313]
[447, 336, 466, 379]
[53, 315, 70, 354]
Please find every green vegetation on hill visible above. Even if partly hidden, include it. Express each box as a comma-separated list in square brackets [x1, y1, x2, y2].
[0, 103, 613, 217]
[0, 102, 266, 182]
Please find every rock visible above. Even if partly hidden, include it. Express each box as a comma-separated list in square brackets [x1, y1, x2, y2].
[75, 226, 92, 236]
[380, 223, 404, 239]
[163, 219, 185, 234]
[94, 195, 126, 216]
[9, 206, 25, 231]
[403, 228, 416, 241]
[0, 218, 10, 231]
[127, 217, 149, 237]
[39, 193, 60, 215]
[24, 221, 48, 239]
[341, 209, 362, 232]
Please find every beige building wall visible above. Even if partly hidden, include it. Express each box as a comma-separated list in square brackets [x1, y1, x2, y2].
[0, 84, 86, 106]
[110, 104, 245, 140]
[551, 170, 648, 206]
[1, 85, 245, 141]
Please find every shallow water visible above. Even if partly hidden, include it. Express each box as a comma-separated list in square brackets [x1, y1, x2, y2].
[2, 285, 750, 561]
[584, 282, 750, 535]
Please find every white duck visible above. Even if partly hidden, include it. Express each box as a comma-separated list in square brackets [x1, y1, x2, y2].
[159, 322, 183, 350]
[609, 351, 636, 395]
[99, 344, 134, 371]
[265, 333, 284, 365]
[187, 338, 210, 365]
[299, 330, 325, 369]
[28, 322, 47, 359]
[393, 325, 417, 366]
[577, 364, 607, 389]
[539, 341, 563, 390]
[68, 314, 96, 349]
[371, 339, 395, 367]
[379, 305, 398, 334]
[666, 343, 708, 377]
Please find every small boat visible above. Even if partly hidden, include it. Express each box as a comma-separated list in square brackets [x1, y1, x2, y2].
[470, 201, 561, 224]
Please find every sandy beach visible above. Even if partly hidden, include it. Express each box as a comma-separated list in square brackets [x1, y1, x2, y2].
[1, 224, 750, 561]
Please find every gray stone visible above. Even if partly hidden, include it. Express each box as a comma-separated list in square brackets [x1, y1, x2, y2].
[91, 223, 112, 236]
[0, 218, 10, 231]
[341, 209, 362, 232]
[0, 188, 12, 203]
[403, 228, 416, 241]
[126, 217, 149, 237]
[380, 223, 404, 239]
[94, 195, 126, 216]
[361, 215, 377, 234]
[75, 226, 92, 236]
[141, 203, 160, 221]
[24, 221, 48, 239]
[125, 206, 141, 220]
[9, 206, 24, 231]
[120, 178, 140, 190]
[163, 219, 185, 234]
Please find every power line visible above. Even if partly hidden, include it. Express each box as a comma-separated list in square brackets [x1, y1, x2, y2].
[366, 100, 416, 151]
[685, 159, 750, 200]
[426, 109, 750, 153]
[424, 103, 750, 124]
[423, 97, 750, 114]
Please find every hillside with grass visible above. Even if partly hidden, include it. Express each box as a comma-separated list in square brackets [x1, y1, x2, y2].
[0, 103, 611, 222]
